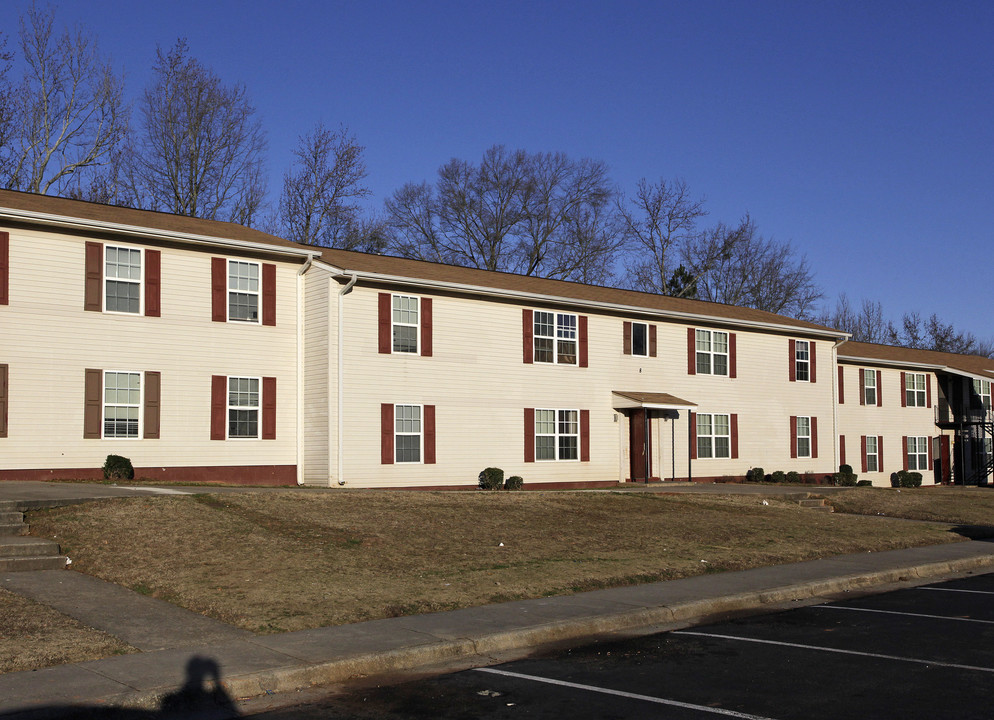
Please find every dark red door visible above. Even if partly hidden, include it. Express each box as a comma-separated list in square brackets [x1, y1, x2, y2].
[629, 409, 651, 482]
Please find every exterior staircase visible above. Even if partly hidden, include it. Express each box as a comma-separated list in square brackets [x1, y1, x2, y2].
[784, 492, 834, 513]
[0, 500, 68, 572]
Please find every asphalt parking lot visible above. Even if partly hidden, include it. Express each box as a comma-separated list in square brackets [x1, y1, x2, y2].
[248, 571, 994, 719]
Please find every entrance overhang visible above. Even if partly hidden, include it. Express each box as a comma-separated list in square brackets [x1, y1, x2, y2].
[612, 391, 697, 411]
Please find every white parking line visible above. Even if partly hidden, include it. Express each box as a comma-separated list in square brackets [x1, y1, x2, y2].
[673, 631, 994, 674]
[918, 586, 994, 596]
[474, 667, 779, 719]
[818, 604, 994, 625]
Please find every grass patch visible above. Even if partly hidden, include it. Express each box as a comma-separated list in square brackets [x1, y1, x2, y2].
[829, 486, 994, 528]
[23, 490, 960, 637]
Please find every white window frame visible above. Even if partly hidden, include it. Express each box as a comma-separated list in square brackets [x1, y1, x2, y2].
[228, 260, 261, 324]
[104, 245, 143, 315]
[227, 376, 260, 439]
[696, 329, 729, 376]
[391, 294, 420, 354]
[865, 435, 878, 472]
[907, 435, 928, 471]
[535, 408, 579, 461]
[394, 403, 423, 463]
[103, 370, 141, 439]
[696, 413, 731, 459]
[905, 373, 927, 407]
[794, 340, 810, 382]
[534, 311, 577, 365]
[863, 369, 877, 405]
[796, 416, 812, 458]
[973, 379, 991, 411]
[632, 322, 648, 357]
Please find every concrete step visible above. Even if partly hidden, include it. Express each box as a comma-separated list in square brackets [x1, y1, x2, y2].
[0, 556, 69, 571]
[0, 536, 61, 557]
[0, 511, 25, 525]
[0, 522, 28, 536]
[798, 498, 834, 512]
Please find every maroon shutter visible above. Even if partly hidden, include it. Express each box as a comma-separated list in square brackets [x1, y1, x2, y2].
[424, 405, 436, 464]
[926, 375, 932, 408]
[878, 436, 884, 469]
[262, 263, 276, 326]
[788, 339, 796, 382]
[902, 436, 909, 471]
[378, 293, 391, 353]
[0, 364, 7, 438]
[811, 417, 818, 458]
[211, 258, 226, 322]
[524, 408, 535, 462]
[623, 321, 632, 355]
[810, 342, 817, 383]
[85, 242, 103, 312]
[0, 231, 8, 305]
[522, 310, 533, 364]
[210, 376, 226, 440]
[580, 409, 590, 462]
[687, 328, 696, 375]
[262, 377, 276, 439]
[381, 404, 394, 464]
[689, 411, 697, 459]
[84, 369, 102, 439]
[861, 436, 867, 473]
[579, 315, 588, 367]
[876, 370, 883, 407]
[729, 332, 737, 378]
[421, 298, 433, 357]
[649, 325, 657, 357]
[145, 249, 161, 317]
[900, 372, 907, 407]
[730, 414, 739, 459]
[789, 416, 797, 459]
[859, 369, 866, 406]
[143, 371, 160, 439]
[838, 366, 845, 404]
[840, 435, 846, 467]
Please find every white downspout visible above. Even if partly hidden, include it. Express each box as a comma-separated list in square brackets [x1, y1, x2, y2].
[295, 257, 314, 485]
[336, 273, 358, 486]
[832, 336, 846, 473]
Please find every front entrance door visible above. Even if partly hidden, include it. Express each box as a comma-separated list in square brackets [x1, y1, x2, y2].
[935, 436, 951, 485]
[628, 409, 652, 482]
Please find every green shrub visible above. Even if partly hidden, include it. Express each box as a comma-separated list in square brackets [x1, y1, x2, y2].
[478, 467, 504, 490]
[840, 464, 854, 475]
[770, 470, 786, 484]
[896, 470, 923, 488]
[785, 471, 800, 484]
[103, 454, 134, 481]
[834, 464, 858, 487]
[746, 467, 765, 483]
[504, 475, 524, 490]
[856, 480, 872, 487]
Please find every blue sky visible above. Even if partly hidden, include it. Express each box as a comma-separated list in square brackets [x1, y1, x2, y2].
[2, 0, 992, 339]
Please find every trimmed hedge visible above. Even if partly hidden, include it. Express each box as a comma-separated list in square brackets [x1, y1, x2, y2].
[103, 454, 134, 481]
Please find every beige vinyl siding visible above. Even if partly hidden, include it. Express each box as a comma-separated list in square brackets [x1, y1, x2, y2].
[1, 226, 300, 473]
[302, 266, 331, 483]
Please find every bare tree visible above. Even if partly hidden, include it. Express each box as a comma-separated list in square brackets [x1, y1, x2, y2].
[888, 312, 994, 357]
[816, 294, 891, 342]
[277, 123, 375, 248]
[2, 5, 127, 197]
[123, 40, 266, 226]
[0, 32, 16, 182]
[385, 145, 619, 281]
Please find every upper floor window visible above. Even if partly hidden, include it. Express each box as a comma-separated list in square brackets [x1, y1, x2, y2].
[535, 311, 577, 365]
[696, 413, 731, 459]
[86, 242, 160, 317]
[696, 329, 728, 376]
[905, 373, 927, 407]
[392, 295, 419, 353]
[212, 257, 275, 325]
[535, 408, 579, 461]
[228, 261, 260, 323]
[973, 379, 991, 411]
[906, 436, 928, 471]
[105, 246, 142, 314]
[794, 340, 810, 382]
[863, 369, 877, 405]
[632, 322, 648, 357]
[103, 371, 141, 438]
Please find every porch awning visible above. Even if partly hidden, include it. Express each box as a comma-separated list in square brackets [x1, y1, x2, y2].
[612, 391, 697, 411]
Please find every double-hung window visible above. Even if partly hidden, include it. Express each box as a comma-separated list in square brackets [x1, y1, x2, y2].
[794, 340, 810, 382]
[228, 377, 260, 438]
[534, 312, 577, 365]
[392, 295, 419, 353]
[105, 246, 142, 314]
[865, 435, 879, 472]
[394, 404, 422, 463]
[535, 409, 579, 461]
[796, 416, 812, 458]
[905, 373, 926, 407]
[103, 371, 141, 438]
[907, 436, 928, 471]
[696, 329, 728, 376]
[696, 413, 731, 459]
[632, 322, 648, 357]
[228, 261, 260, 323]
[863, 369, 877, 405]
[973, 379, 991, 411]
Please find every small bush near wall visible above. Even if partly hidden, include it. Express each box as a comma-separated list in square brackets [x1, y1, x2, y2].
[504, 475, 524, 490]
[856, 480, 872, 486]
[834, 464, 858, 487]
[770, 471, 786, 484]
[893, 470, 923, 488]
[479, 467, 504, 490]
[786, 471, 800, 484]
[746, 467, 766, 483]
[103, 455, 134, 481]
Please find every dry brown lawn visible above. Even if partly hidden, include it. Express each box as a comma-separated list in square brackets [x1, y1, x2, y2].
[25, 490, 959, 637]
[828, 486, 994, 526]
[0, 588, 135, 673]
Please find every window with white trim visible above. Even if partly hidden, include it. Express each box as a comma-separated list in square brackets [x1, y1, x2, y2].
[973, 379, 991, 411]
[535, 409, 578, 461]
[907, 436, 928, 471]
[394, 404, 422, 462]
[103, 371, 141, 438]
[392, 295, 419, 353]
[865, 435, 879, 472]
[905, 373, 926, 407]
[795, 340, 810, 382]
[228, 261, 260, 322]
[632, 322, 648, 357]
[696, 413, 731, 459]
[105, 246, 142, 314]
[534, 312, 577, 365]
[696, 329, 728, 376]
[228, 377, 260, 438]
[796, 416, 812, 458]
[863, 369, 877, 405]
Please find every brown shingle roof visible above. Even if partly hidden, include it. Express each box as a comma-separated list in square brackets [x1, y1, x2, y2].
[319, 247, 842, 335]
[839, 340, 994, 378]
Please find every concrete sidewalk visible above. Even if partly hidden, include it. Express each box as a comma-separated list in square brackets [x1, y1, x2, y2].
[2, 538, 994, 718]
